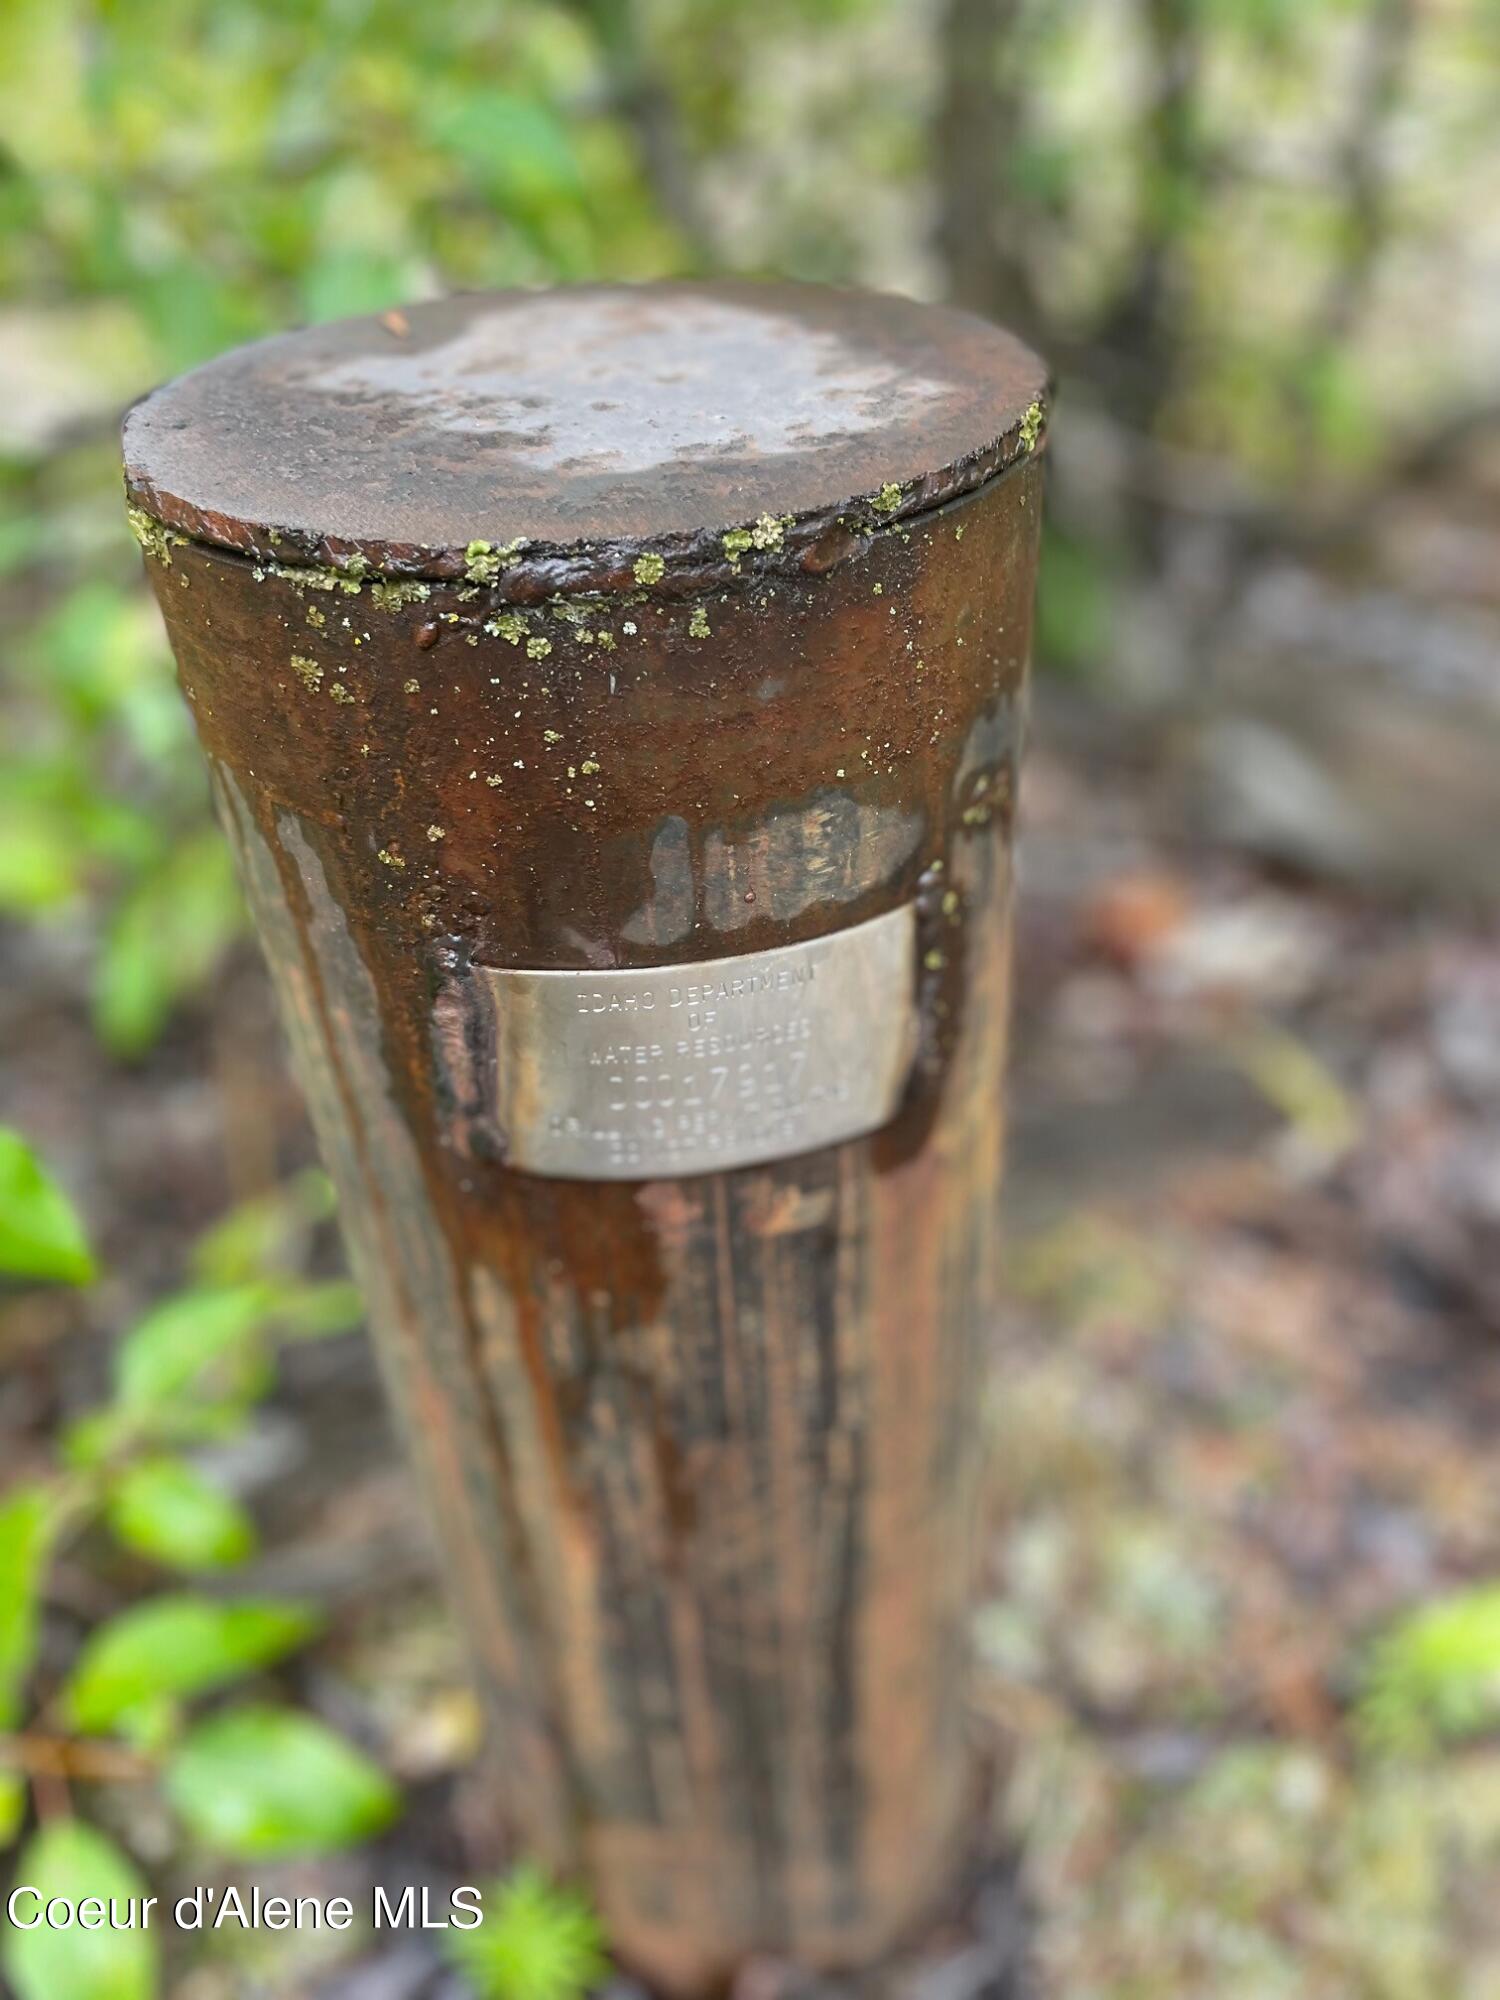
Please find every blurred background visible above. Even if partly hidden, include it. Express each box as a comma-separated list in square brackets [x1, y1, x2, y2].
[4, 2, 1500, 1996]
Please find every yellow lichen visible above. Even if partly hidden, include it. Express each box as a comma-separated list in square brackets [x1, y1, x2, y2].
[126, 505, 186, 567]
[463, 538, 527, 585]
[370, 579, 431, 611]
[633, 552, 666, 586]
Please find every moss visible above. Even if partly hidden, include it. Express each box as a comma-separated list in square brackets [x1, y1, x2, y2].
[687, 605, 711, 639]
[873, 482, 904, 516]
[484, 612, 527, 646]
[1019, 399, 1045, 451]
[370, 579, 431, 611]
[126, 505, 186, 567]
[633, 552, 666, 586]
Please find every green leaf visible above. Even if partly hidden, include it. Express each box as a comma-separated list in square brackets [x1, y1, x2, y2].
[0, 1770, 25, 1845]
[165, 1704, 399, 1858]
[0, 810, 81, 913]
[62, 1595, 319, 1735]
[106, 1458, 256, 1572]
[189, 1168, 335, 1287]
[443, 1866, 607, 2000]
[1, 1821, 158, 2000]
[0, 1485, 54, 1725]
[299, 248, 421, 325]
[278, 1278, 365, 1340]
[0, 1128, 95, 1285]
[115, 1283, 276, 1412]
[1360, 1585, 1500, 1755]
[423, 88, 584, 210]
[93, 831, 243, 1058]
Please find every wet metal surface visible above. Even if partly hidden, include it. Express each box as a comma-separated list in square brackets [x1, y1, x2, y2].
[122, 281, 1047, 590]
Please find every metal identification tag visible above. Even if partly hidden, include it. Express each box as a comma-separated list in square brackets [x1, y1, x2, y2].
[481, 905, 918, 1180]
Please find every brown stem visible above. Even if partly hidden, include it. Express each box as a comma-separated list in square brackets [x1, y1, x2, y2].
[0, 1733, 155, 1784]
[1287, 0, 1416, 476]
[932, 0, 1035, 332]
[581, 0, 718, 264]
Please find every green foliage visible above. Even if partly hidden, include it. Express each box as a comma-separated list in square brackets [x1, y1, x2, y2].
[165, 1703, 400, 1858]
[0, 1128, 95, 1285]
[2, 1821, 158, 2000]
[0, 1491, 51, 1687]
[105, 1456, 257, 1572]
[3, 581, 238, 1054]
[0, 1488, 52, 1839]
[1359, 1586, 1500, 1755]
[0, 1175, 393, 1994]
[114, 1283, 280, 1415]
[94, 833, 243, 1058]
[1034, 528, 1115, 683]
[63, 1597, 317, 1736]
[443, 1866, 609, 2000]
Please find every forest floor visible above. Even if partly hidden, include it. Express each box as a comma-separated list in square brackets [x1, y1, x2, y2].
[6, 689, 1500, 2000]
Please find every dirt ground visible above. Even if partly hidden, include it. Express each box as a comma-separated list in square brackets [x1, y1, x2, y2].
[7, 682, 1500, 1999]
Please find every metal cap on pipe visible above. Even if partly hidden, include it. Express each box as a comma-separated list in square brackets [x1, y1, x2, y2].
[122, 280, 1047, 598]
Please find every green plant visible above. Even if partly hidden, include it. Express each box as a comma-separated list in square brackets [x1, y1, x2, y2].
[1359, 1585, 1500, 1756]
[0, 1130, 395, 2000]
[0, 1129, 95, 1286]
[443, 1865, 608, 2000]
[2, 582, 245, 1057]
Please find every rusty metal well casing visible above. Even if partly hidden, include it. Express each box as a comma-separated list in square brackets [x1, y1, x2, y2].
[124, 284, 1046, 1993]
